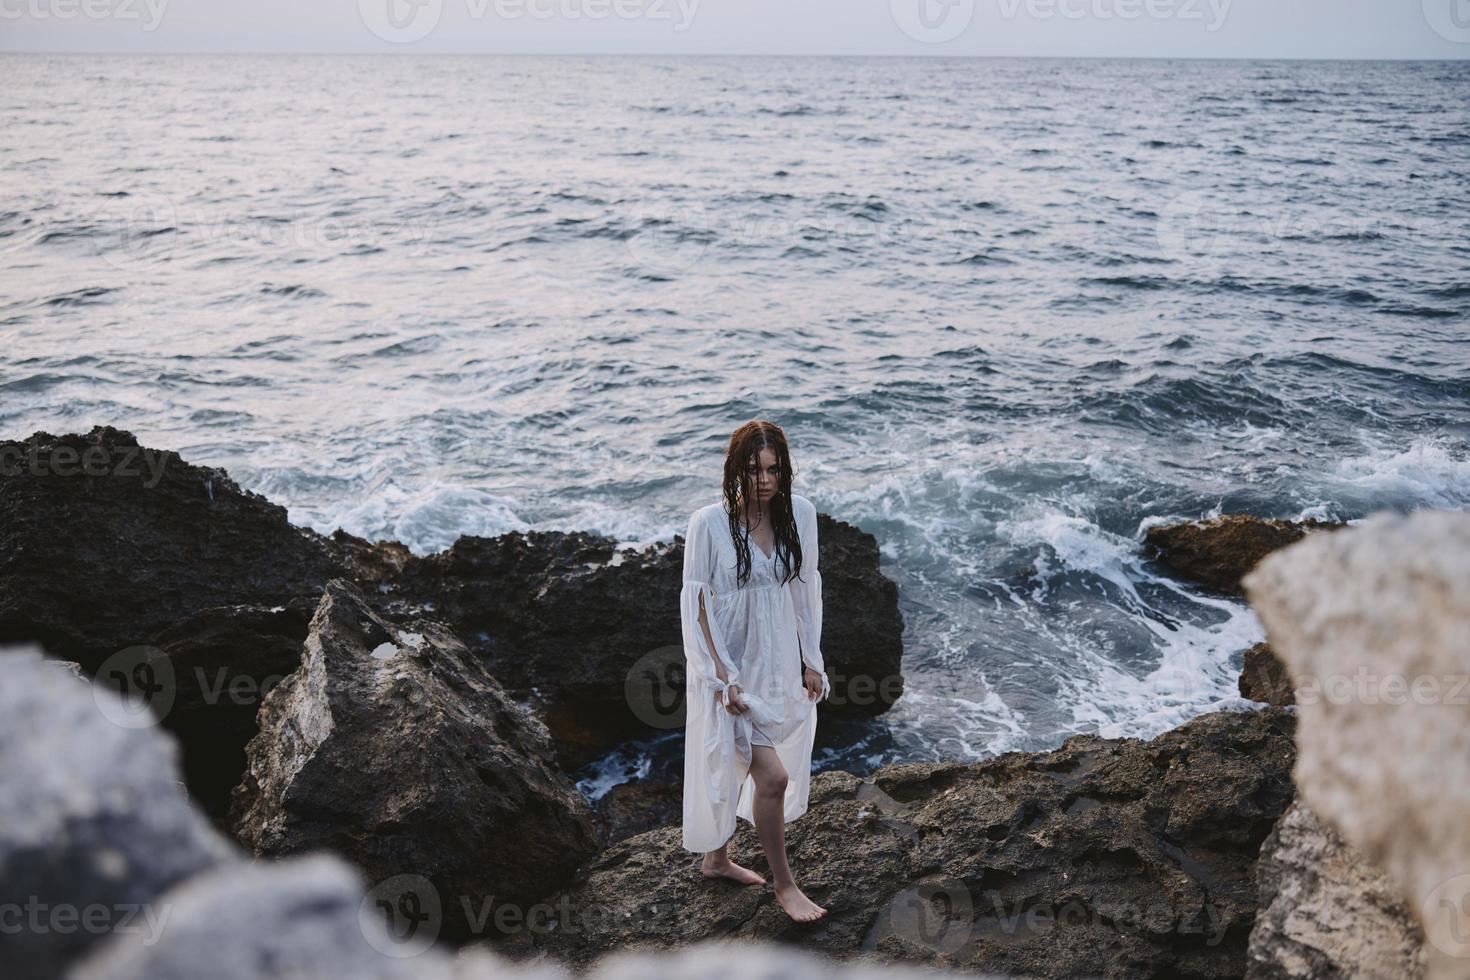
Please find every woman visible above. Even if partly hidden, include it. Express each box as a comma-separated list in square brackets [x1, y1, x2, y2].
[679, 420, 832, 924]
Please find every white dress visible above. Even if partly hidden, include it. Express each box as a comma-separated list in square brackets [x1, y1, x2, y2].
[680, 492, 832, 854]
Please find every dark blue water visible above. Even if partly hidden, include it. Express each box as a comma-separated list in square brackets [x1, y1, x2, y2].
[2, 54, 1467, 794]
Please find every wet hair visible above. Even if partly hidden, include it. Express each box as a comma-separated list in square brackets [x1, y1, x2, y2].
[720, 420, 805, 589]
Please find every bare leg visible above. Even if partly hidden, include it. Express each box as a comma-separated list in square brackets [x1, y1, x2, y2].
[700, 756, 767, 896]
[749, 744, 827, 922]
[701, 838, 765, 884]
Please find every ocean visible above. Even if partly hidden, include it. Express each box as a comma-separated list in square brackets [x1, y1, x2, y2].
[3, 53, 1468, 794]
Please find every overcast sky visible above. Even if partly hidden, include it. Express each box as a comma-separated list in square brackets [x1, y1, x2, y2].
[2, 0, 1468, 58]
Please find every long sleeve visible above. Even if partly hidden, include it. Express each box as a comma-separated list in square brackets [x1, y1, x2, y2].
[680, 508, 741, 699]
[791, 496, 832, 702]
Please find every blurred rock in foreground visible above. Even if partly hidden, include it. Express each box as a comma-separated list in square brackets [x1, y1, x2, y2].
[1245, 509, 1469, 980]
[1247, 801, 1427, 979]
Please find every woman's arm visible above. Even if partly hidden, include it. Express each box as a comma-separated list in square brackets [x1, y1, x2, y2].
[697, 591, 726, 684]
[791, 495, 831, 701]
[679, 507, 745, 709]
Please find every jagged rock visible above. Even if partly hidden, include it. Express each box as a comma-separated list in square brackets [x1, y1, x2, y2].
[1, 428, 903, 776]
[0, 646, 238, 980]
[2, 632, 970, 980]
[1243, 509, 1470, 980]
[1145, 515, 1344, 594]
[512, 707, 1296, 978]
[595, 780, 683, 847]
[1239, 643, 1295, 706]
[1247, 801, 1427, 979]
[382, 513, 904, 769]
[0, 427, 342, 673]
[229, 580, 600, 939]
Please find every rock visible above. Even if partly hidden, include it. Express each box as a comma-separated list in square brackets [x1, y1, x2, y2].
[229, 580, 600, 939]
[1, 428, 904, 776]
[1239, 643, 1295, 706]
[384, 513, 904, 769]
[0, 645, 238, 980]
[1247, 801, 1428, 979]
[4, 637, 959, 980]
[521, 940, 1002, 980]
[0, 427, 342, 673]
[1145, 515, 1345, 594]
[514, 706, 1297, 978]
[1243, 509, 1470, 980]
[67, 853, 440, 980]
[147, 599, 319, 825]
[595, 780, 683, 847]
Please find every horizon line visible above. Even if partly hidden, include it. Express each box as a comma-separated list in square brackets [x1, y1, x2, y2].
[3, 49, 1469, 61]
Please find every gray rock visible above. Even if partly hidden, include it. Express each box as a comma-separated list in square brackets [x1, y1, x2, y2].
[1244, 509, 1470, 980]
[229, 580, 600, 939]
[0, 645, 237, 980]
[1247, 801, 1428, 979]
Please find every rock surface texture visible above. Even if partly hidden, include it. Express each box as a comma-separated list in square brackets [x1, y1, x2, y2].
[1, 645, 992, 980]
[1247, 801, 1428, 979]
[229, 580, 601, 938]
[1244, 509, 1469, 980]
[1145, 515, 1344, 595]
[517, 707, 1297, 979]
[1238, 643, 1296, 706]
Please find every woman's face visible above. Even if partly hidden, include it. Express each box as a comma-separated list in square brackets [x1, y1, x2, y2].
[745, 447, 780, 504]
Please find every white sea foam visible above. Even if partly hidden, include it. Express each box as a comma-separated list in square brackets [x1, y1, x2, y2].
[997, 506, 1265, 743]
[1319, 435, 1470, 512]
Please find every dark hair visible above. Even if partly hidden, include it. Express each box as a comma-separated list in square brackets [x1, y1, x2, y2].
[720, 420, 805, 588]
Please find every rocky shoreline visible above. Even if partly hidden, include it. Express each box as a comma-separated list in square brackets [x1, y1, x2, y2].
[2, 426, 1451, 980]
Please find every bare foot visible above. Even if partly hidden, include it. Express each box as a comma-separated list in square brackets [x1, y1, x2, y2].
[700, 855, 766, 885]
[774, 882, 828, 923]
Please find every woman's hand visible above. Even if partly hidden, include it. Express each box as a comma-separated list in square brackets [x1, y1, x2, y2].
[718, 682, 749, 714]
[803, 666, 824, 701]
